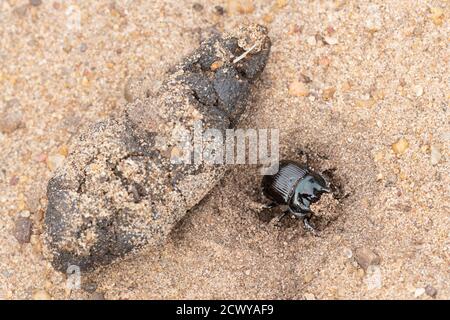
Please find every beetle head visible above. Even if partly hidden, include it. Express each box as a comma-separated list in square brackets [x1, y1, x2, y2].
[295, 172, 331, 205]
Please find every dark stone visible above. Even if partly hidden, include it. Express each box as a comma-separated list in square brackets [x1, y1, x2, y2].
[425, 285, 437, 298]
[81, 281, 97, 293]
[14, 216, 32, 244]
[88, 292, 105, 300]
[29, 0, 42, 6]
[192, 3, 203, 11]
[214, 6, 225, 15]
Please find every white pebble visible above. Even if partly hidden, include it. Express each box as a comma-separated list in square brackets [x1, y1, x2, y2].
[365, 265, 382, 290]
[430, 146, 441, 165]
[304, 293, 316, 300]
[47, 154, 66, 171]
[306, 36, 317, 46]
[32, 290, 51, 300]
[414, 85, 423, 97]
[365, 4, 382, 31]
[414, 288, 425, 298]
[324, 36, 338, 45]
[441, 132, 450, 141]
[343, 248, 353, 259]
[20, 210, 31, 218]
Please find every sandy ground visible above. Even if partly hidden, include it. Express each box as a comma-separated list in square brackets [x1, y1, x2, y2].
[0, 0, 449, 299]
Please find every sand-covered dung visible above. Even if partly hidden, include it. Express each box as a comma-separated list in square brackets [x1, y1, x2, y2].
[44, 24, 271, 272]
[0, 0, 448, 299]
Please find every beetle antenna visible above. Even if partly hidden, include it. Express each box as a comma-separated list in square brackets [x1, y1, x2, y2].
[321, 187, 332, 193]
[233, 43, 257, 64]
[277, 211, 288, 222]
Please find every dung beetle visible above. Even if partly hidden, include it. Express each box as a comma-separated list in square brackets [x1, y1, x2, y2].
[262, 160, 331, 234]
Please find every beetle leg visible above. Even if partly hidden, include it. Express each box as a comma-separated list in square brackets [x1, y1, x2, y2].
[288, 208, 320, 236]
[262, 201, 278, 209]
[271, 208, 290, 226]
[288, 208, 307, 219]
[277, 210, 288, 222]
[303, 218, 319, 236]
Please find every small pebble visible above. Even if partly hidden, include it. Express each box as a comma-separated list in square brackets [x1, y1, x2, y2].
[214, 5, 224, 15]
[2, 270, 14, 278]
[288, 24, 302, 35]
[324, 36, 338, 45]
[228, 0, 254, 15]
[47, 154, 66, 171]
[430, 7, 444, 26]
[365, 265, 382, 290]
[25, 189, 43, 212]
[341, 81, 352, 92]
[170, 146, 184, 162]
[210, 60, 223, 71]
[318, 56, 331, 67]
[192, 3, 203, 12]
[298, 73, 312, 83]
[276, 0, 287, 8]
[20, 210, 31, 218]
[365, 4, 382, 32]
[413, 85, 423, 97]
[9, 175, 19, 186]
[82, 281, 98, 293]
[374, 151, 384, 161]
[0, 99, 24, 134]
[35, 208, 44, 222]
[303, 272, 314, 283]
[88, 292, 106, 300]
[343, 248, 353, 259]
[29, 0, 42, 6]
[59, 144, 69, 157]
[14, 216, 32, 244]
[315, 33, 325, 45]
[124, 78, 135, 103]
[30, 235, 43, 255]
[263, 13, 274, 24]
[370, 89, 385, 101]
[33, 153, 47, 163]
[81, 76, 90, 87]
[425, 285, 437, 298]
[354, 247, 380, 271]
[356, 268, 365, 279]
[414, 287, 425, 298]
[392, 138, 409, 155]
[326, 26, 336, 35]
[304, 293, 315, 300]
[63, 42, 73, 53]
[13, 4, 29, 17]
[322, 87, 336, 101]
[288, 80, 309, 97]
[306, 36, 317, 46]
[355, 98, 376, 108]
[430, 145, 441, 165]
[52, 2, 61, 10]
[79, 43, 88, 52]
[32, 290, 51, 300]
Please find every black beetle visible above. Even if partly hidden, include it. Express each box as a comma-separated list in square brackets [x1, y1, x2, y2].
[262, 160, 331, 233]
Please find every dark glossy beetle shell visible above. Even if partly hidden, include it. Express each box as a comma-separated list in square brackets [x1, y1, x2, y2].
[262, 160, 308, 204]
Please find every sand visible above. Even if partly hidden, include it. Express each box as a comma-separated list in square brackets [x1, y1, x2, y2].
[0, 0, 448, 300]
